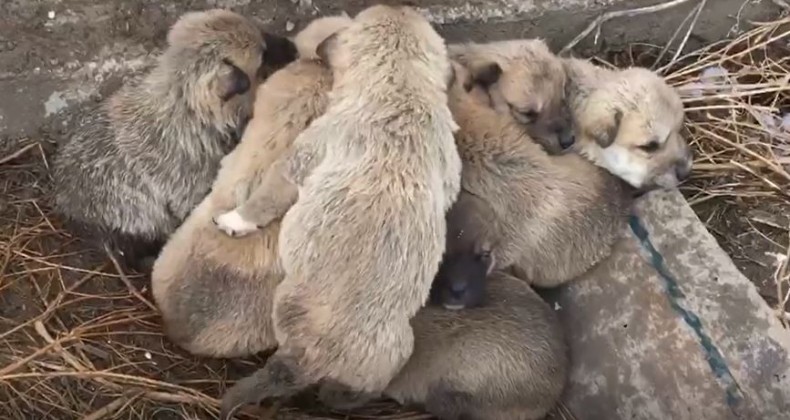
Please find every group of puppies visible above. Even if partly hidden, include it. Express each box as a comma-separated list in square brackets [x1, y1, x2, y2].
[51, 4, 693, 420]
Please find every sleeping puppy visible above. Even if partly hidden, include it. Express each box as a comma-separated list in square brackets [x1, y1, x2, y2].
[150, 17, 340, 358]
[51, 9, 297, 271]
[216, 5, 461, 418]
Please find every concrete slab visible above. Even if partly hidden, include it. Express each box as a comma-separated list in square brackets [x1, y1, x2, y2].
[542, 189, 790, 419]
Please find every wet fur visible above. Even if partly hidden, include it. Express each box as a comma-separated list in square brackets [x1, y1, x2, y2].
[446, 63, 632, 287]
[51, 9, 297, 270]
[218, 6, 461, 418]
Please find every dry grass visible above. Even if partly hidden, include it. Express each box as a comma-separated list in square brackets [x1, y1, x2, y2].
[1, 14, 789, 420]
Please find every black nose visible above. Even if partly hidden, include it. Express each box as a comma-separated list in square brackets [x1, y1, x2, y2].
[450, 281, 467, 298]
[675, 162, 692, 181]
[558, 128, 575, 150]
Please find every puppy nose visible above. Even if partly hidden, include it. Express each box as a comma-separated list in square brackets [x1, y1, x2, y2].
[675, 161, 692, 181]
[450, 281, 467, 297]
[557, 127, 575, 150]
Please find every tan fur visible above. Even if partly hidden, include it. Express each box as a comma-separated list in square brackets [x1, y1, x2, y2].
[217, 6, 461, 418]
[564, 57, 692, 190]
[150, 57, 332, 357]
[51, 9, 297, 271]
[445, 61, 631, 288]
[449, 39, 571, 153]
[384, 271, 568, 420]
[293, 15, 352, 60]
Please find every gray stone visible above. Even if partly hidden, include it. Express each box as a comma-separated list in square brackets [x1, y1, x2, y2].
[541, 189, 790, 420]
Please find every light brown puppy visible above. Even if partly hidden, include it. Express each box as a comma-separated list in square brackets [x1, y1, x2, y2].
[449, 39, 572, 154]
[217, 5, 461, 419]
[563, 57, 692, 190]
[450, 40, 692, 190]
[444, 61, 632, 288]
[150, 24, 335, 358]
[385, 270, 568, 420]
[51, 9, 297, 271]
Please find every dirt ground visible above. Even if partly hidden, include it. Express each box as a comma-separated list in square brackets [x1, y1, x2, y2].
[1, 1, 788, 419]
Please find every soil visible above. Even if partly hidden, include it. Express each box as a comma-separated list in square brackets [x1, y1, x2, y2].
[0, 1, 788, 419]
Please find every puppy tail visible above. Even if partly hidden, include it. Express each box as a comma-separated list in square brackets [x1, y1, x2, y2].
[219, 354, 309, 419]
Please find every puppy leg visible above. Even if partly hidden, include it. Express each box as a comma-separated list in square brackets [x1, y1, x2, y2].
[219, 353, 310, 420]
[214, 161, 297, 237]
[318, 381, 377, 410]
[424, 384, 478, 420]
[214, 141, 322, 237]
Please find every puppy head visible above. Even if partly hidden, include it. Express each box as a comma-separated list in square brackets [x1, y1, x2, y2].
[573, 67, 691, 190]
[164, 10, 295, 130]
[316, 5, 450, 88]
[450, 39, 572, 149]
[295, 15, 353, 60]
[430, 242, 493, 311]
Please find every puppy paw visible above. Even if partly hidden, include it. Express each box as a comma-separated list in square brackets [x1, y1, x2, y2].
[213, 210, 260, 237]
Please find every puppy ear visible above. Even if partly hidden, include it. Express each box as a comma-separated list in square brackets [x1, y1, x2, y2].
[469, 62, 502, 88]
[446, 64, 457, 89]
[218, 59, 251, 102]
[316, 32, 339, 65]
[262, 32, 298, 68]
[593, 108, 622, 148]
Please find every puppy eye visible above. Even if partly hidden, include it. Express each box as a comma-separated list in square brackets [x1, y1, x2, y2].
[639, 140, 661, 153]
[509, 104, 539, 123]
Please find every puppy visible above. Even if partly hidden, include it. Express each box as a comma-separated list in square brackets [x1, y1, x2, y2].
[449, 39, 572, 154]
[429, 193, 496, 310]
[444, 61, 632, 288]
[450, 40, 692, 190]
[151, 58, 332, 358]
[385, 271, 568, 420]
[51, 9, 297, 271]
[563, 57, 693, 190]
[217, 5, 461, 418]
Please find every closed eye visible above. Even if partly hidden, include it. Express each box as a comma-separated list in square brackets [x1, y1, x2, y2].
[508, 104, 539, 123]
[639, 140, 661, 153]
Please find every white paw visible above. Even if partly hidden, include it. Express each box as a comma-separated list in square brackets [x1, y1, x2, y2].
[213, 210, 259, 237]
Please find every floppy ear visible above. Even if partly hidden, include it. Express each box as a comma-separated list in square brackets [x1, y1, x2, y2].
[218, 59, 251, 102]
[315, 32, 339, 65]
[262, 32, 298, 68]
[469, 61, 502, 88]
[591, 108, 622, 148]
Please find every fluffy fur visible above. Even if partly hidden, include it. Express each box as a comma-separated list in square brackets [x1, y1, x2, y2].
[293, 15, 352, 60]
[445, 62, 632, 288]
[563, 57, 692, 190]
[150, 57, 332, 358]
[217, 5, 461, 418]
[449, 39, 572, 153]
[385, 271, 568, 420]
[51, 9, 297, 270]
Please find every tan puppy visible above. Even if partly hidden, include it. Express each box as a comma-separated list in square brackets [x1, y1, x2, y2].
[449, 39, 572, 153]
[217, 5, 461, 419]
[444, 61, 631, 288]
[450, 40, 692, 190]
[51, 10, 297, 271]
[564, 57, 692, 190]
[150, 23, 336, 358]
[385, 270, 568, 420]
